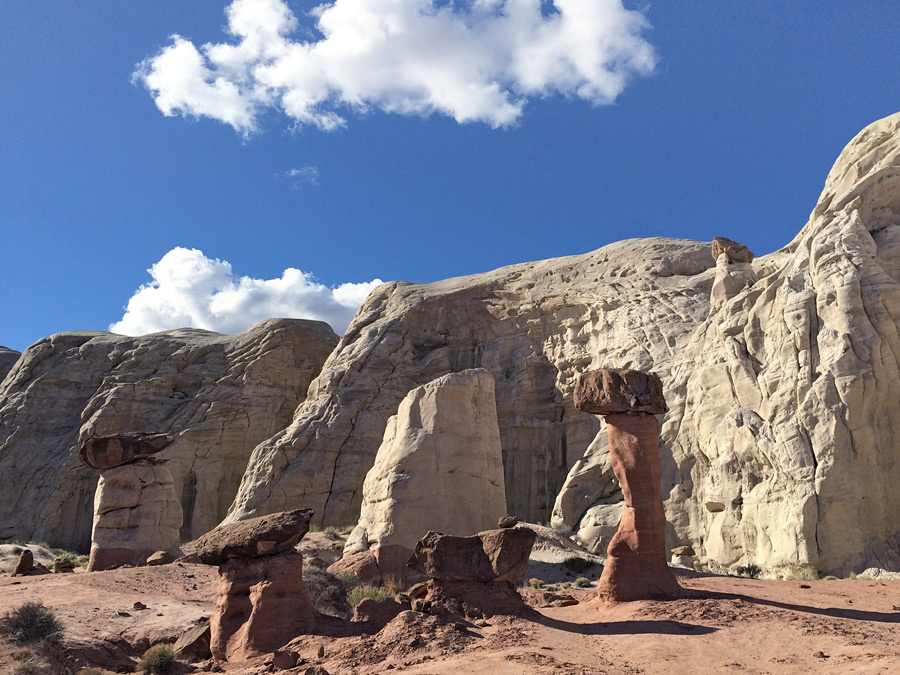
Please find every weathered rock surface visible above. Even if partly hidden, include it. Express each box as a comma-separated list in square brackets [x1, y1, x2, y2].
[232, 112, 900, 576]
[0, 319, 337, 550]
[228, 239, 716, 530]
[210, 550, 314, 661]
[0, 347, 19, 382]
[194, 508, 313, 566]
[407, 528, 536, 583]
[554, 111, 900, 575]
[574, 369, 668, 415]
[88, 460, 183, 571]
[712, 237, 755, 264]
[408, 528, 536, 619]
[342, 369, 507, 578]
[80, 432, 174, 470]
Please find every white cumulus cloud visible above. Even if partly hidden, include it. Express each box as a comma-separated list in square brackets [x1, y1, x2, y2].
[134, 0, 655, 135]
[110, 247, 382, 336]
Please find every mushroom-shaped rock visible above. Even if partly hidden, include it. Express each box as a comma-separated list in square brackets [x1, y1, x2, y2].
[711, 236, 755, 263]
[80, 432, 174, 470]
[194, 509, 314, 566]
[574, 368, 681, 602]
[87, 460, 183, 571]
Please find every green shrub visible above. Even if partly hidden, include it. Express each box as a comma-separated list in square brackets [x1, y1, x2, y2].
[139, 644, 176, 674]
[735, 564, 762, 579]
[528, 578, 544, 589]
[336, 569, 359, 588]
[52, 550, 89, 568]
[323, 526, 341, 541]
[563, 556, 595, 573]
[0, 602, 63, 645]
[348, 585, 391, 607]
[575, 577, 592, 588]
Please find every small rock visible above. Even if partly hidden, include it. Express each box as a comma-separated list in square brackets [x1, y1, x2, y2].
[273, 649, 300, 670]
[12, 549, 33, 576]
[317, 644, 325, 659]
[133, 602, 147, 610]
[671, 545, 695, 556]
[813, 651, 829, 659]
[799, 584, 811, 589]
[53, 558, 75, 574]
[475, 619, 490, 628]
[304, 667, 330, 675]
[146, 550, 172, 566]
[117, 610, 132, 617]
[497, 515, 519, 529]
[407, 582, 428, 600]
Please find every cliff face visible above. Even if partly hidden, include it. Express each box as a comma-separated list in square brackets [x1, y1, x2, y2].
[0, 319, 337, 551]
[228, 239, 716, 528]
[0, 347, 19, 382]
[230, 112, 900, 575]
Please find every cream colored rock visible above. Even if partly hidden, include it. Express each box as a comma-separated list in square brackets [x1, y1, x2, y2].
[0, 347, 19, 383]
[0, 319, 337, 550]
[344, 369, 507, 575]
[710, 253, 758, 310]
[88, 460, 183, 570]
[228, 239, 715, 528]
[555, 111, 900, 575]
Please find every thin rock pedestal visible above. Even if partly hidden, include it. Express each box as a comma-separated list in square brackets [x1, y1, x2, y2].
[574, 368, 681, 602]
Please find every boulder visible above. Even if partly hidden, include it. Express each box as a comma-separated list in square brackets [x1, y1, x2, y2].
[573, 369, 668, 415]
[88, 460, 183, 571]
[210, 550, 314, 661]
[341, 369, 507, 578]
[12, 548, 33, 576]
[80, 433, 174, 471]
[194, 509, 313, 566]
[173, 620, 212, 662]
[407, 528, 536, 583]
[0, 319, 338, 550]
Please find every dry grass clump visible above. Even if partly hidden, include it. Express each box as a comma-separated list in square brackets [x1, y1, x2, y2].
[528, 578, 544, 589]
[139, 644, 176, 674]
[575, 577, 592, 588]
[775, 564, 819, 581]
[0, 602, 63, 645]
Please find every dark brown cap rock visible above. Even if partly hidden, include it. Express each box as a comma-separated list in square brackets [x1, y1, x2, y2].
[712, 237, 755, 264]
[80, 432, 174, 470]
[574, 369, 667, 415]
[193, 509, 314, 566]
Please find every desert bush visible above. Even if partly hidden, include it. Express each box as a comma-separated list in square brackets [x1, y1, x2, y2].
[52, 550, 89, 568]
[76, 669, 110, 675]
[777, 564, 818, 581]
[304, 569, 352, 619]
[11, 656, 51, 675]
[348, 584, 391, 607]
[139, 644, 176, 674]
[575, 577, 592, 588]
[0, 602, 63, 645]
[563, 556, 595, 573]
[336, 569, 359, 588]
[322, 526, 342, 541]
[528, 578, 544, 589]
[381, 576, 405, 596]
[735, 564, 762, 579]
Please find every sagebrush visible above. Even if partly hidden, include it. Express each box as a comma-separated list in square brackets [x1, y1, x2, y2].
[0, 602, 63, 645]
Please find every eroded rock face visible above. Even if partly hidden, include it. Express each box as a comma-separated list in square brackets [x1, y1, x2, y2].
[210, 550, 314, 662]
[0, 319, 337, 550]
[574, 369, 667, 415]
[0, 347, 19, 383]
[228, 239, 716, 529]
[712, 237, 755, 264]
[88, 460, 182, 571]
[554, 111, 900, 575]
[710, 237, 758, 310]
[194, 508, 313, 566]
[342, 369, 507, 578]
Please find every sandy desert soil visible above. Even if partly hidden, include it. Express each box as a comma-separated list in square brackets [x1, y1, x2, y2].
[2, 550, 899, 675]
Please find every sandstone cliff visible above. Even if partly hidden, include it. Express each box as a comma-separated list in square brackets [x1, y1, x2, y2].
[0, 347, 19, 382]
[228, 239, 716, 527]
[230, 112, 900, 575]
[0, 319, 337, 551]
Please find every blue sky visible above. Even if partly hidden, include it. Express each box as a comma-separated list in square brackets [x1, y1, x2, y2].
[2, 1, 898, 352]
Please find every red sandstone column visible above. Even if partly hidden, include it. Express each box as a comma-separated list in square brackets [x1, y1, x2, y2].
[574, 369, 681, 602]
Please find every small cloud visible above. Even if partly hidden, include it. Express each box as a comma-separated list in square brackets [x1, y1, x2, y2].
[134, 0, 656, 134]
[283, 165, 320, 189]
[110, 247, 381, 336]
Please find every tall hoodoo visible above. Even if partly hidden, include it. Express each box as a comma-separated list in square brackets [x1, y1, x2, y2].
[574, 369, 680, 601]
